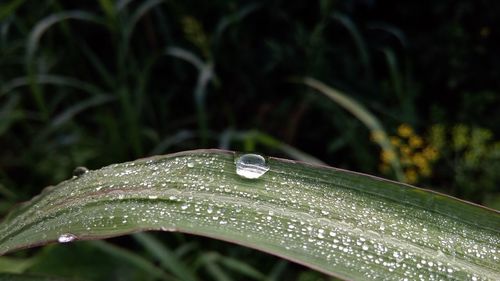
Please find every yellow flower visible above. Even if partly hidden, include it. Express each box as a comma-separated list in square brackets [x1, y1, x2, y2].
[422, 146, 439, 161]
[381, 149, 396, 163]
[412, 153, 427, 169]
[390, 136, 401, 146]
[400, 154, 412, 165]
[397, 124, 413, 138]
[399, 145, 412, 157]
[370, 130, 385, 143]
[419, 165, 432, 177]
[405, 168, 418, 184]
[409, 136, 423, 148]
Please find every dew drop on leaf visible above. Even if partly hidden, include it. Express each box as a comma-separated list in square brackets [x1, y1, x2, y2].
[58, 233, 77, 243]
[235, 154, 269, 179]
[72, 166, 89, 177]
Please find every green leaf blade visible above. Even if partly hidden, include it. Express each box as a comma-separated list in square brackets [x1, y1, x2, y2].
[1, 150, 499, 280]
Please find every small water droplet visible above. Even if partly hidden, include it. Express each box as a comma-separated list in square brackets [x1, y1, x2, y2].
[187, 162, 195, 168]
[235, 154, 269, 179]
[58, 233, 77, 243]
[160, 227, 177, 232]
[73, 166, 89, 177]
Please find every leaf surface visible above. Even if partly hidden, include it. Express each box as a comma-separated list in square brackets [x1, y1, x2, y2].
[1, 150, 499, 280]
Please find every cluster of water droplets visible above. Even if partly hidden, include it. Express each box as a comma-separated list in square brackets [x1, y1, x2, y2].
[1, 151, 498, 280]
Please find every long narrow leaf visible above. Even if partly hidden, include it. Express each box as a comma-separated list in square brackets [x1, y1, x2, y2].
[297, 77, 404, 181]
[0, 150, 498, 280]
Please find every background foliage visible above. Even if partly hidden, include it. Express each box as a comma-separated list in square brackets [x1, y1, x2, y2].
[0, 0, 499, 280]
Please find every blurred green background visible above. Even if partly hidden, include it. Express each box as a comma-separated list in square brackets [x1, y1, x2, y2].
[0, 0, 499, 280]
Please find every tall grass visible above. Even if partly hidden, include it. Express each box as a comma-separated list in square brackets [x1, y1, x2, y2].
[0, 1, 498, 280]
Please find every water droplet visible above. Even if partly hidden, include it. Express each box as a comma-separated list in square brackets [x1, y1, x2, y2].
[235, 154, 269, 179]
[187, 162, 194, 168]
[73, 166, 89, 177]
[58, 233, 77, 243]
[160, 227, 177, 232]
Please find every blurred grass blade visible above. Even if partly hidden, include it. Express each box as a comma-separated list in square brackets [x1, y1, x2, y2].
[214, 3, 261, 44]
[0, 95, 23, 137]
[165, 46, 205, 72]
[266, 260, 288, 281]
[0, 183, 17, 200]
[27, 11, 103, 61]
[128, 0, 165, 35]
[1, 74, 107, 98]
[197, 253, 232, 281]
[382, 48, 404, 100]
[0, 0, 25, 21]
[78, 40, 115, 88]
[0, 256, 36, 273]
[219, 129, 325, 165]
[367, 23, 408, 48]
[116, 0, 135, 12]
[217, 255, 266, 280]
[25, 11, 102, 118]
[90, 240, 172, 281]
[49, 95, 115, 128]
[150, 130, 196, 155]
[133, 233, 199, 281]
[165, 46, 214, 145]
[332, 13, 372, 80]
[0, 150, 499, 280]
[297, 77, 404, 181]
[0, 273, 73, 281]
[30, 95, 115, 143]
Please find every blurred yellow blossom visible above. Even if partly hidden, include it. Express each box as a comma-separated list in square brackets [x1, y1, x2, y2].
[397, 124, 413, 138]
[370, 130, 386, 143]
[381, 149, 396, 163]
[390, 136, 401, 146]
[409, 136, 423, 148]
[422, 146, 439, 161]
[379, 124, 440, 184]
[405, 168, 418, 184]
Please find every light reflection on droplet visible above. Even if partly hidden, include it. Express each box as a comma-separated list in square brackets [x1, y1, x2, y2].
[58, 233, 77, 243]
[235, 154, 269, 179]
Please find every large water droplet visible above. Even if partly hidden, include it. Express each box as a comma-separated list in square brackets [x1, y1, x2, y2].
[73, 166, 89, 177]
[235, 154, 269, 179]
[58, 233, 77, 243]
